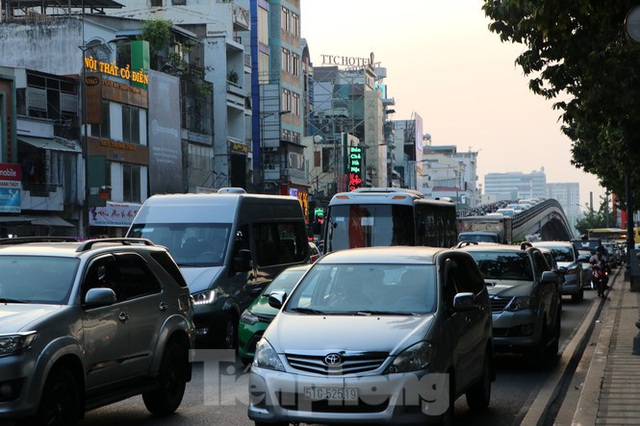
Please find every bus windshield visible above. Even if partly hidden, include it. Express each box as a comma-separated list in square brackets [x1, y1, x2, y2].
[326, 204, 415, 252]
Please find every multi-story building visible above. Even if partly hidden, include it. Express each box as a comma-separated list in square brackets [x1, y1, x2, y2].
[547, 182, 581, 235]
[421, 144, 480, 212]
[0, 2, 222, 236]
[250, 0, 306, 205]
[308, 58, 389, 201]
[484, 169, 547, 201]
[109, 0, 251, 191]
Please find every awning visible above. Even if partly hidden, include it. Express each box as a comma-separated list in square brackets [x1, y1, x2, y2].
[30, 216, 76, 228]
[0, 215, 75, 227]
[18, 136, 81, 153]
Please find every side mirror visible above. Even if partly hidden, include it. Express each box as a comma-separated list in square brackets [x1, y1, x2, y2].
[268, 290, 287, 309]
[557, 266, 568, 275]
[540, 271, 559, 285]
[452, 292, 478, 311]
[84, 287, 117, 308]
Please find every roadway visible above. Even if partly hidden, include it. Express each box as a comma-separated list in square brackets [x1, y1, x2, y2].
[76, 286, 601, 426]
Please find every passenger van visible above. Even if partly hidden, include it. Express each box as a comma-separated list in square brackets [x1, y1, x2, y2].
[126, 188, 309, 349]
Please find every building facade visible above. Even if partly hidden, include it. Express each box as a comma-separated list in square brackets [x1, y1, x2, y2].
[484, 169, 547, 201]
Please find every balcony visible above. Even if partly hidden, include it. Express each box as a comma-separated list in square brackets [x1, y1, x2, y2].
[21, 184, 64, 211]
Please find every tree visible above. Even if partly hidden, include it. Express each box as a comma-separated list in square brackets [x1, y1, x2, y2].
[575, 196, 614, 236]
[482, 0, 640, 208]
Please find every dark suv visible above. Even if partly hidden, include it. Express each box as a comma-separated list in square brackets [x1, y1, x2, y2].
[456, 242, 561, 365]
[0, 237, 195, 425]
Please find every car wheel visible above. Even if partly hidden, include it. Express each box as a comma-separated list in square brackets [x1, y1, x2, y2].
[214, 314, 238, 349]
[34, 367, 80, 426]
[525, 321, 548, 367]
[465, 347, 492, 410]
[143, 339, 189, 415]
[571, 288, 584, 302]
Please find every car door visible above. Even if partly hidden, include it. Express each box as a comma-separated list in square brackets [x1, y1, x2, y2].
[114, 252, 165, 376]
[441, 255, 483, 393]
[531, 249, 558, 333]
[81, 255, 132, 389]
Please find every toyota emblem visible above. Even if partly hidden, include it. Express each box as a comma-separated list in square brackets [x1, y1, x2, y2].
[324, 353, 342, 365]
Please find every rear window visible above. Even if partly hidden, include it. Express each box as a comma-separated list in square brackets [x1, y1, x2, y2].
[467, 251, 533, 281]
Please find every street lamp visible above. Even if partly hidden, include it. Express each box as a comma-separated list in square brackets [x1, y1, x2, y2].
[258, 109, 290, 193]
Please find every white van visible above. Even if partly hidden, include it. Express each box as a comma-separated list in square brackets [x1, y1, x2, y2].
[126, 188, 309, 349]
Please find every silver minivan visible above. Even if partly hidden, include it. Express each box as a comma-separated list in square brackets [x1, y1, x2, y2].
[248, 246, 494, 425]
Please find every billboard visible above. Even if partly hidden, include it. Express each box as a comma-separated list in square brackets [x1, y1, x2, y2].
[0, 163, 21, 213]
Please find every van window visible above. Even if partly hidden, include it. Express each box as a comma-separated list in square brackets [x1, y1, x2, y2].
[254, 222, 308, 266]
[128, 222, 231, 267]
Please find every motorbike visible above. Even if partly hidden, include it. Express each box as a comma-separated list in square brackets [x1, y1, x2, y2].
[591, 263, 609, 298]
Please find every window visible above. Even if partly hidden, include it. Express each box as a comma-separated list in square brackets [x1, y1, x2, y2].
[292, 92, 300, 116]
[254, 222, 308, 266]
[281, 88, 291, 112]
[281, 6, 290, 32]
[123, 164, 141, 203]
[151, 0, 162, 5]
[90, 100, 110, 138]
[291, 12, 300, 36]
[116, 253, 161, 300]
[292, 53, 300, 76]
[282, 48, 291, 73]
[122, 105, 140, 144]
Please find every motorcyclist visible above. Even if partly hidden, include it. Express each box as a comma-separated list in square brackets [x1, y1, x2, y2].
[589, 246, 610, 292]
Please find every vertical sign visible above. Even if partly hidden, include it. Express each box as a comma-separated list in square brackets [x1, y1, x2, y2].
[348, 146, 363, 191]
[0, 163, 21, 213]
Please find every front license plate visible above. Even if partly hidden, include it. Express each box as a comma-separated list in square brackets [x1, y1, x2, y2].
[303, 386, 358, 401]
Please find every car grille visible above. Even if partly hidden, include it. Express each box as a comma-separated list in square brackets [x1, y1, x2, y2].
[490, 296, 512, 312]
[285, 352, 388, 375]
[277, 392, 389, 413]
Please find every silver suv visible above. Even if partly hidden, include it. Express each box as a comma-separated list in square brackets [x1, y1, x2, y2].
[0, 237, 195, 425]
[457, 242, 561, 365]
[248, 246, 493, 425]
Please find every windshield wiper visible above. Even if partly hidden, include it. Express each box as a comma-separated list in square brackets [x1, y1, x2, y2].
[355, 310, 421, 316]
[0, 298, 27, 304]
[290, 307, 326, 315]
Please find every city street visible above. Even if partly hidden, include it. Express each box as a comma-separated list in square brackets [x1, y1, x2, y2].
[78, 290, 600, 426]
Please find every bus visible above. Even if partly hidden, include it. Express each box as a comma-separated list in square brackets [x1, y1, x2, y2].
[322, 187, 458, 253]
[587, 228, 628, 241]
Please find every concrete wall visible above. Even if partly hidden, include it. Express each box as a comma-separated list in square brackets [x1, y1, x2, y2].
[0, 18, 83, 75]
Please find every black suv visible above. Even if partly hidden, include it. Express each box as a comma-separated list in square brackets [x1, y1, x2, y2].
[0, 237, 195, 425]
[456, 242, 562, 365]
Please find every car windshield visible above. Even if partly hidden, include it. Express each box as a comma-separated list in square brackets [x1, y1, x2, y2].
[263, 267, 309, 295]
[284, 263, 436, 315]
[468, 251, 533, 281]
[128, 223, 231, 267]
[0, 256, 79, 304]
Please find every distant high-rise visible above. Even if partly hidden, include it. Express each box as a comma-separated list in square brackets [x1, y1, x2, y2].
[484, 170, 547, 201]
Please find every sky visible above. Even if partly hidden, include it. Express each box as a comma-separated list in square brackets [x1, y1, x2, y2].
[300, 0, 606, 208]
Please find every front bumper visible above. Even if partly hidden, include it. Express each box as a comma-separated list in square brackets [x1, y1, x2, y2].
[491, 310, 541, 352]
[248, 366, 450, 425]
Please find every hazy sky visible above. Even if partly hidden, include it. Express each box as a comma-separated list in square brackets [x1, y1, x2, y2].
[300, 0, 606, 208]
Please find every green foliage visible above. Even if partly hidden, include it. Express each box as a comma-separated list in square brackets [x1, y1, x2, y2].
[140, 19, 173, 53]
[482, 0, 640, 207]
[574, 196, 615, 235]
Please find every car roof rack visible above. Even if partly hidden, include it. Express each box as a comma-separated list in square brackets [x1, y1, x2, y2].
[77, 238, 155, 252]
[0, 236, 80, 245]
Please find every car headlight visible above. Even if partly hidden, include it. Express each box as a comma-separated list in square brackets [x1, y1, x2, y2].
[253, 338, 284, 371]
[192, 289, 217, 306]
[384, 341, 433, 374]
[240, 309, 259, 325]
[506, 296, 532, 311]
[0, 332, 37, 357]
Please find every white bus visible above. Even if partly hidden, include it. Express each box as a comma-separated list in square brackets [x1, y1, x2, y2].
[323, 188, 458, 253]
